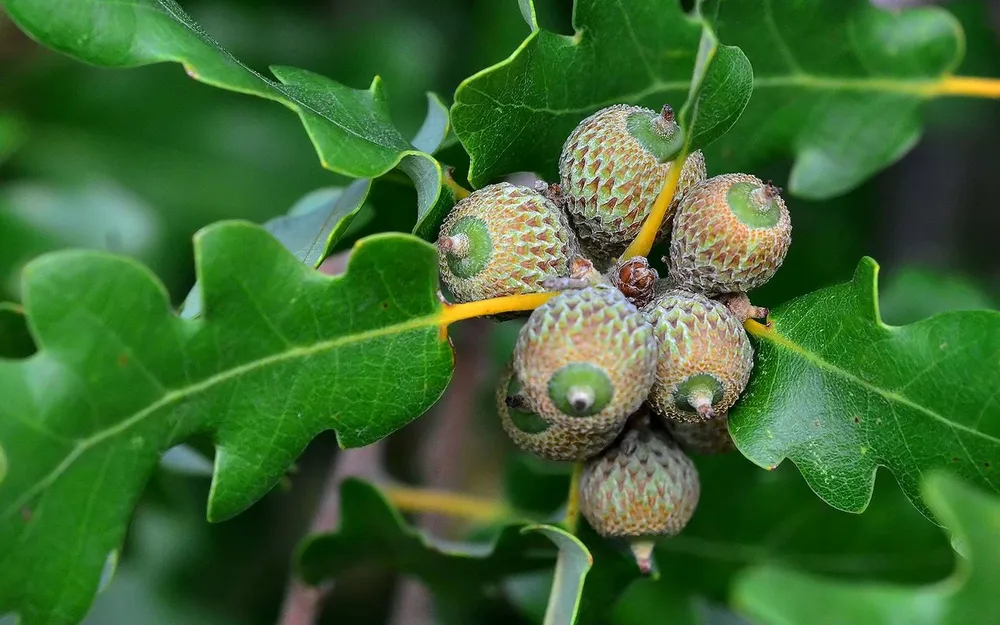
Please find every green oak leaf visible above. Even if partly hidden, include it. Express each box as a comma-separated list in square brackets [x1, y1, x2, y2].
[178, 179, 372, 319]
[709, 0, 963, 199]
[654, 456, 952, 602]
[0, 224, 455, 625]
[451, 0, 752, 187]
[730, 257, 1000, 517]
[733, 473, 997, 625]
[0, 0, 452, 236]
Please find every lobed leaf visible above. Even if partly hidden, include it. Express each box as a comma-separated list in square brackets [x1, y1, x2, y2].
[178, 180, 372, 319]
[451, 0, 752, 187]
[730, 258, 1000, 517]
[733, 473, 998, 625]
[0, 0, 453, 236]
[0, 224, 455, 625]
[709, 0, 963, 198]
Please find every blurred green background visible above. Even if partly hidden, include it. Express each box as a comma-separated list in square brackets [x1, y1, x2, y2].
[1, 1, 999, 624]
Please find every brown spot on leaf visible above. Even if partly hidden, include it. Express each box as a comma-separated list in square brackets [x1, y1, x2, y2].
[117, 354, 128, 367]
[21, 507, 31, 522]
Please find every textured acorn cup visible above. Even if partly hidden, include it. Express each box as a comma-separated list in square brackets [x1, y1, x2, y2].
[437, 182, 578, 303]
[512, 286, 658, 435]
[497, 364, 622, 461]
[641, 289, 753, 423]
[579, 415, 700, 574]
[558, 104, 707, 260]
[665, 411, 736, 455]
[668, 173, 791, 294]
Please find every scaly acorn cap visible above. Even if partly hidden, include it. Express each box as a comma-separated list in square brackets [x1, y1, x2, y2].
[641, 289, 753, 423]
[668, 173, 791, 294]
[664, 411, 736, 455]
[558, 104, 707, 260]
[437, 182, 579, 303]
[513, 286, 657, 434]
[497, 363, 622, 462]
[579, 413, 700, 574]
[608, 256, 658, 309]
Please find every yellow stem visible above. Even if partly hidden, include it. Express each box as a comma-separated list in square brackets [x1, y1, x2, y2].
[562, 461, 584, 533]
[438, 292, 557, 326]
[443, 172, 472, 200]
[933, 75, 1000, 99]
[743, 318, 770, 338]
[621, 151, 688, 261]
[382, 485, 509, 523]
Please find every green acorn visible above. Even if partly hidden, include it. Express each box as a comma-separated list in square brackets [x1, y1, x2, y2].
[497, 364, 620, 462]
[437, 182, 579, 303]
[641, 289, 753, 423]
[668, 173, 791, 294]
[579, 414, 700, 574]
[512, 286, 657, 437]
[664, 412, 736, 455]
[558, 104, 707, 260]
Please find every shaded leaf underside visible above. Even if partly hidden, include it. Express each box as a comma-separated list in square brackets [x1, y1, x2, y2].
[734, 473, 999, 625]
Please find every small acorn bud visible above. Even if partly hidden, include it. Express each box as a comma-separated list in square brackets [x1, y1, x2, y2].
[641, 289, 753, 423]
[513, 286, 657, 436]
[668, 173, 791, 294]
[437, 182, 579, 304]
[579, 413, 700, 573]
[609, 256, 658, 308]
[558, 104, 707, 260]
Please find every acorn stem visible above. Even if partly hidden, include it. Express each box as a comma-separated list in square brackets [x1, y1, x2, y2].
[438, 233, 471, 258]
[688, 387, 716, 419]
[443, 169, 471, 200]
[934, 75, 1000, 99]
[630, 540, 656, 575]
[382, 484, 509, 522]
[562, 461, 584, 533]
[439, 292, 557, 326]
[721, 291, 769, 324]
[621, 149, 689, 261]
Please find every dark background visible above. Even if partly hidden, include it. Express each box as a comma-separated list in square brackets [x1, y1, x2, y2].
[1, 1, 998, 624]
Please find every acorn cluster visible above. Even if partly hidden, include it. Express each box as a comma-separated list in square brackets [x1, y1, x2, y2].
[437, 104, 791, 572]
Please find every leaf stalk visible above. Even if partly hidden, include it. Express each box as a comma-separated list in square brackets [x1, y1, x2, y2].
[621, 151, 688, 261]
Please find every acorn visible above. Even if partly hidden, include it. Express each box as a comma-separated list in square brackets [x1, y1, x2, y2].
[579, 413, 700, 574]
[558, 104, 707, 260]
[511, 286, 657, 438]
[437, 182, 579, 303]
[497, 364, 619, 462]
[641, 289, 753, 423]
[668, 173, 791, 294]
[664, 412, 736, 455]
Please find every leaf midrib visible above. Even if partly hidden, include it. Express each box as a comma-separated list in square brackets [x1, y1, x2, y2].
[753, 324, 1000, 446]
[0, 311, 444, 521]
